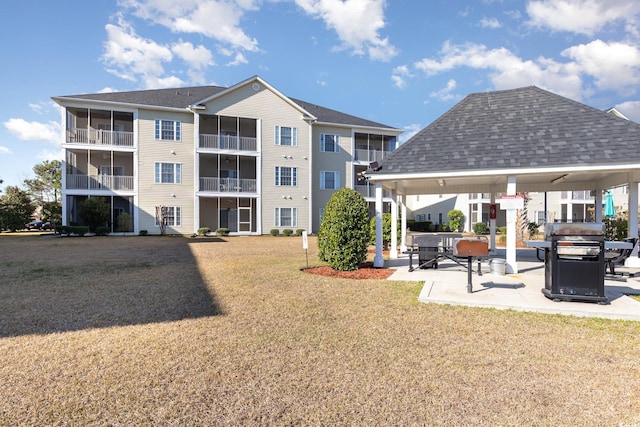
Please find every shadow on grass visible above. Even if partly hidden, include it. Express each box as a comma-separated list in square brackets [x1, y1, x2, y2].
[0, 235, 224, 338]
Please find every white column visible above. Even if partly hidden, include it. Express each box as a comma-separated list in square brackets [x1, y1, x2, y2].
[400, 194, 407, 253]
[390, 190, 398, 259]
[374, 182, 384, 267]
[506, 176, 518, 274]
[594, 190, 603, 223]
[626, 181, 640, 266]
[489, 192, 496, 252]
[193, 112, 200, 234]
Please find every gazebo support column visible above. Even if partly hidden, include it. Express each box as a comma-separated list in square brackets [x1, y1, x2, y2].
[400, 194, 407, 253]
[594, 190, 603, 223]
[506, 176, 518, 274]
[389, 189, 398, 259]
[374, 182, 384, 268]
[489, 192, 496, 252]
[626, 181, 640, 267]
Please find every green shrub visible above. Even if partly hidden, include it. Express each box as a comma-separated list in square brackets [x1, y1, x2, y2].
[406, 220, 434, 232]
[447, 209, 465, 232]
[282, 229, 293, 236]
[78, 197, 110, 232]
[296, 229, 305, 236]
[139, 229, 148, 236]
[61, 225, 90, 236]
[95, 226, 110, 236]
[215, 228, 230, 236]
[497, 226, 507, 234]
[198, 227, 211, 236]
[473, 222, 489, 235]
[318, 188, 369, 271]
[369, 212, 402, 249]
[604, 218, 628, 241]
[270, 229, 280, 236]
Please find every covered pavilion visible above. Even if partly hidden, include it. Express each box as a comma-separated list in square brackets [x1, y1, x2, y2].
[366, 86, 640, 273]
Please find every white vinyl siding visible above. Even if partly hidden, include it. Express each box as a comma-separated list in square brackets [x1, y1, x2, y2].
[320, 171, 340, 190]
[154, 162, 182, 184]
[275, 126, 297, 146]
[155, 119, 181, 141]
[155, 206, 181, 227]
[275, 166, 297, 186]
[320, 134, 339, 152]
[275, 207, 297, 227]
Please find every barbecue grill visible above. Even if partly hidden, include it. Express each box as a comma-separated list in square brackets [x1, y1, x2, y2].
[543, 223, 606, 303]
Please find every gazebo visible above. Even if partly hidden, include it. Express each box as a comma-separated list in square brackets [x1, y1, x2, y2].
[366, 86, 640, 273]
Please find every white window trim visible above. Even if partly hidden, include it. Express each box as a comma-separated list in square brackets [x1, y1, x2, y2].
[275, 125, 298, 146]
[155, 206, 182, 227]
[154, 162, 182, 184]
[154, 119, 181, 141]
[275, 207, 297, 227]
[320, 133, 340, 153]
[320, 170, 340, 190]
[275, 166, 298, 186]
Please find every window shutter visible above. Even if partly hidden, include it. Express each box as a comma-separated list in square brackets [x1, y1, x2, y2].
[320, 171, 325, 189]
[335, 171, 340, 189]
[275, 126, 280, 145]
[292, 127, 297, 146]
[175, 121, 181, 141]
[334, 135, 339, 152]
[275, 166, 280, 186]
[320, 134, 325, 152]
[175, 164, 181, 183]
[154, 162, 160, 183]
[275, 208, 280, 227]
[292, 168, 297, 186]
[175, 207, 181, 226]
[155, 120, 160, 140]
[292, 208, 297, 227]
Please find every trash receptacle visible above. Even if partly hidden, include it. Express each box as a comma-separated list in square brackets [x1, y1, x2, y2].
[490, 258, 506, 275]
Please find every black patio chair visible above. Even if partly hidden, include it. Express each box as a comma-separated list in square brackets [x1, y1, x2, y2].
[605, 237, 638, 276]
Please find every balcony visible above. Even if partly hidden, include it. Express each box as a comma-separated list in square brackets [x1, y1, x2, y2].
[354, 149, 390, 162]
[199, 134, 257, 152]
[66, 174, 134, 191]
[199, 177, 257, 193]
[354, 184, 391, 198]
[66, 128, 134, 147]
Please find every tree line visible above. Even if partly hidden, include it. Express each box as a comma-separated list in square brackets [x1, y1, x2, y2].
[0, 160, 62, 231]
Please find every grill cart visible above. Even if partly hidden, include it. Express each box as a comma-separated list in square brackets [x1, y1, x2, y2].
[542, 223, 606, 303]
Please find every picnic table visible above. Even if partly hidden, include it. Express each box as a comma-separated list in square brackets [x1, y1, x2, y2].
[404, 233, 489, 273]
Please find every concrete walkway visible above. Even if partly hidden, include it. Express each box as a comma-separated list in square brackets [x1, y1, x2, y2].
[387, 248, 640, 321]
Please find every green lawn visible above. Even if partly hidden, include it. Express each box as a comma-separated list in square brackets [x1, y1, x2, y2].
[1, 234, 639, 425]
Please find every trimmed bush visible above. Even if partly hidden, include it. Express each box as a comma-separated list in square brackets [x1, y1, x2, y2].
[139, 230, 148, 236]
[406, 220, 434, 232]
[60, 225, 90, 236]
[295, 229, 305, 236]
[318, 188, 369, 271]
[282, 229, 293, 236]
[198, 227, 211, 236]
[447, 209, 465, 232]
[473, 222, 489, 235]
[215, 228, 230, 236]
[270, 229, 280, 236]
[95, 226, 110, 236]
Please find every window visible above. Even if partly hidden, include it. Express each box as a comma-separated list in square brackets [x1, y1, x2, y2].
[275, 126, 297, 146]
[275, 166, 297, 186]
[320, 134, 339, 152]
[156, 206, 181, 227]
[155, 119, 181, 141]
[275, 207, 297, 227]
[154, 162, 181, 183]
[320, 171, 340, 190]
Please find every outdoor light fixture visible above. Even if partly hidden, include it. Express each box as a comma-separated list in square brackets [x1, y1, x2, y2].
[550, 174, 568, 184]
[437, 179, 445, 187]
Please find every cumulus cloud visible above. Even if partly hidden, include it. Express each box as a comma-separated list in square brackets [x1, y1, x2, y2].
[295, 0, 398, 61]
[479, 17, 501, 29]
[391, 65, 413, 89]
[4, 119, 60, 144]
[615, 100, 640, 123]
[398, 124, 422, 145]
[0, 146, 12, 154]
[526, 0, 640, 36]
[430, 79, 460, 102]
[172, 41, 214, 69]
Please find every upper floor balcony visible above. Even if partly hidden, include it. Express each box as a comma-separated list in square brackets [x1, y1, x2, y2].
[199, 177, 257, 193]
[66, 128, 134, 147]
[65, 107, 134, 149]
[199, 114, 258, 153]
[66, 174, 134, 191]
[354, 149, 391, 163]
[199, 134, 257, 152]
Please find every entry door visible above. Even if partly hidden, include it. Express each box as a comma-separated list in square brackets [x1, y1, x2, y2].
[238, 207, 251, 232]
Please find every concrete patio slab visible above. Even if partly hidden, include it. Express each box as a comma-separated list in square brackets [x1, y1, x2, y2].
[387, 248, 640, 321]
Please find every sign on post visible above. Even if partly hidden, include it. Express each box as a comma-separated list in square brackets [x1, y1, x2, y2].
[302, 231, 309, 268]
[498, 194, 525, 210]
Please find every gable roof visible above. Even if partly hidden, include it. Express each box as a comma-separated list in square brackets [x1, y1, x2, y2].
[53, 77, 399, 131]
[371, 86, 640, 177]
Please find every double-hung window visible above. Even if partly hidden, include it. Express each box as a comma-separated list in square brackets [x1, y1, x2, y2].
[275, 126, 297, 146]
[320, 134, 339, 152]
[154, 162, 181, 184]
[156, 206, 181, 227]
[275, 207, 297, 227]
[275, 166, 297, 186]
[155, 119, 181, 141]
[320, 171, 340, 190]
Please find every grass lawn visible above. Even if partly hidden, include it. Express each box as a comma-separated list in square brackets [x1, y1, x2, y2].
[1, 234, 640, 425]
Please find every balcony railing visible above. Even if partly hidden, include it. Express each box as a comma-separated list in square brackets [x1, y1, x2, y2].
[354, 149, 390, 162]
[66, 128, 134, 147]
[354, 184, 391, 198]
[66, 174, 134, 191]
[199, 177, 257, 193]
[199, 134, 257, 151]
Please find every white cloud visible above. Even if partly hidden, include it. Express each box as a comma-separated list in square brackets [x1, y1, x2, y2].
[430, 79, 460, 101]
[479, 17, 501, 29]
[413, 41, 584, 100]
[615, 100, 640, 123]
[36, 149, 63, 162]
[226, 52, 249, 67]
[0, 146, 12, 154]
[391, 65, 413, 89]
[172, 41, 214, 69]
[295, 0, 398, 61]
[4, 119, 60, 144]
[561, 39, 640, 94]
[398, 124, 422, 145]
[526, 0, 640, 36]
[122, 0, 259, 52]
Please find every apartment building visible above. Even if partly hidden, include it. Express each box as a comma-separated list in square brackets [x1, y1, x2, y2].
[52, 76, 402, 235]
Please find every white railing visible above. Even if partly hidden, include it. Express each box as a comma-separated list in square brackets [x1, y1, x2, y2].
[354, 149, 390, 162]
[66, 128, 134, 147]
[199, 134, 257, 151]
[66, 174, 134, 191]
[199, 177, 257, 193]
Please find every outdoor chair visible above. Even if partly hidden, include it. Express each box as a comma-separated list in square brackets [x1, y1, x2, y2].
[605, 237, 638, 276]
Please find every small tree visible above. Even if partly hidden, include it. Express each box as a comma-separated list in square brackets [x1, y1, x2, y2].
[318, 188, 369, 271]
[79, 197, 110, 232]
[116, 212, 132, 233]
[447, 209, 465, 232]
[369, 212, 401, 249]
[0, 186, 35, 231]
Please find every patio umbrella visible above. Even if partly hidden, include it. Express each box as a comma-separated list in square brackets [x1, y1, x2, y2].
[604, 191, 616, 218]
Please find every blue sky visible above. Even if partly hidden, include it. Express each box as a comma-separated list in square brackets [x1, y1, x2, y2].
[2, 0, 640, 189]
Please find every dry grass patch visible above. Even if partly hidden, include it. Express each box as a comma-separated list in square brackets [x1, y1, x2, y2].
[1, 234, 640, 425]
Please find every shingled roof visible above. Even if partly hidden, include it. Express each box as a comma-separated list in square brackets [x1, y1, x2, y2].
[372, 86, 640, 176]
[54, 81, 396, 130]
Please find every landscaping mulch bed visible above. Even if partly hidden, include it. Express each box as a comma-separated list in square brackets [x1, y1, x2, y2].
[304, 262, 395, 279]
